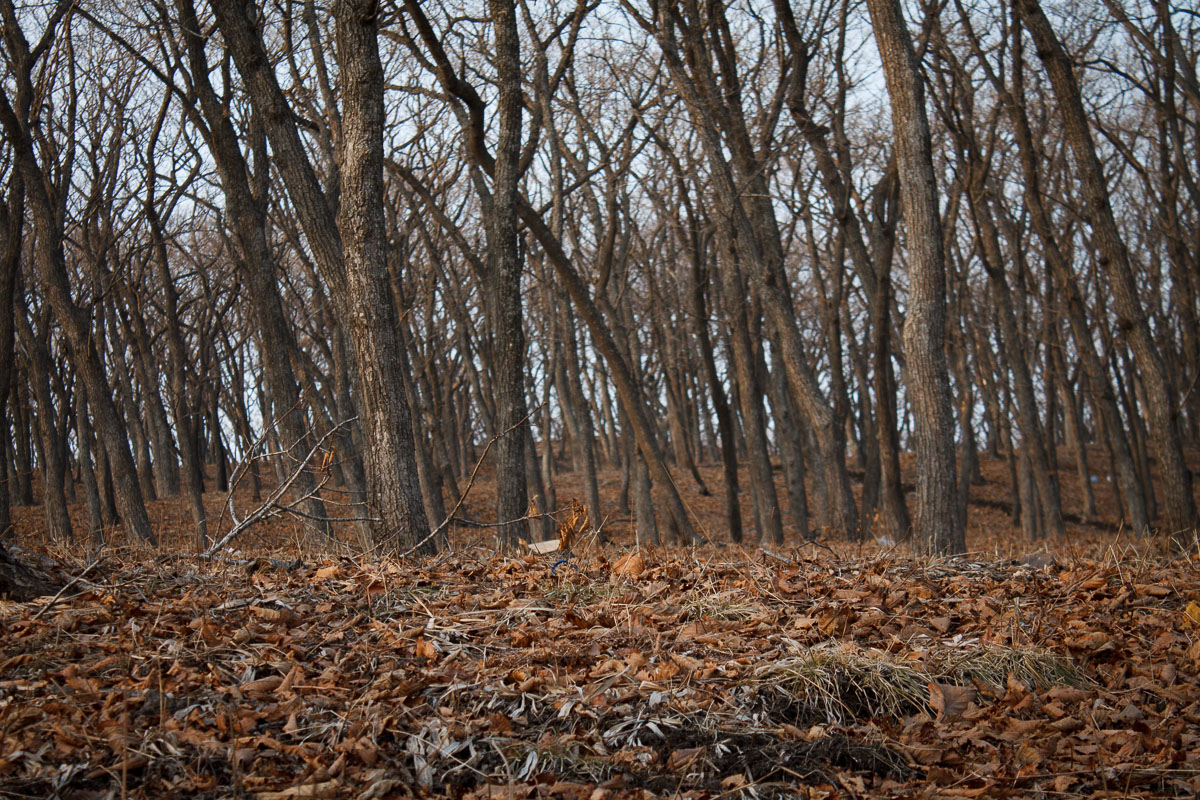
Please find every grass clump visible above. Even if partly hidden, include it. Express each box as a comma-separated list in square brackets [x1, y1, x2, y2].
[754, 643, 930, 723]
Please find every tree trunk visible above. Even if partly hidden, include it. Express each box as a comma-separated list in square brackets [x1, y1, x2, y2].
[16, 308, 73, 542]
[994, 18, 1150, 533]
[209, 0, 431, 551]
[144, 196, 208, 551]
[178, 0, 334, 539]
[719, 242, 784, 545]
[0, 174, 22, 540]
[766, 356, 811, 541]
[483, 0, 529, 550]
[969, 187, 1065, 537]
[0, 11, 157, 546]
[687, 247, 742, 543]
[74, 380, 105, 545]
[866, 0, 962, 553]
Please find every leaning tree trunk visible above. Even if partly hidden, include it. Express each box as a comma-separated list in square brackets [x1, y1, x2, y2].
[969, 187, 1065, 538]
[1018, 0, 1197, 537]
[866, 0, 962, 553]
[177, 0, 335, 540]
[0, 20, 157, 546]
[995, 23, 1150, 534]
[719, 244, 784, 545]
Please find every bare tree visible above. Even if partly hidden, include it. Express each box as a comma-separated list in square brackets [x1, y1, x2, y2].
[865, 0, 962, 553]
[207, 0, 431, 551]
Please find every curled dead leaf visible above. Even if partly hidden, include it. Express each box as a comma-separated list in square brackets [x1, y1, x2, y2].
[666, 746, 705, 771]
[241, 676, 284, 695]
[1068, 630, 1115, 654]
[251, 605, 301, 627]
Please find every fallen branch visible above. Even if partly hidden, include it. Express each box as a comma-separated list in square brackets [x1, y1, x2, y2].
[30, 557, 106, 620]
[206, 418, 360, 558]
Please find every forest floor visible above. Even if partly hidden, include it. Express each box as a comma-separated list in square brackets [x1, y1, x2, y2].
[2, 450, 1200, 799]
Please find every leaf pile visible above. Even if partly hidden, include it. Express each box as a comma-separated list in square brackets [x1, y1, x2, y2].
[2, 546, 1199, 798]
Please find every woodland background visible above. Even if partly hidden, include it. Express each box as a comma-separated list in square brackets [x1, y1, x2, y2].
[0, 0, 1199, 562]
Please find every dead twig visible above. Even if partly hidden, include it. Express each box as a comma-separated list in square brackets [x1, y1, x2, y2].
[31, 556, 107, 621]
[206, 418, 360, 558]
[398, 402, 545, 558]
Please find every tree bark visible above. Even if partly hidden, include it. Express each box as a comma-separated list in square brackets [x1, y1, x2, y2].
[209, 0, 431, 551]
[0, 174, 22, 540]
[719, 241, 784, 544]
[865, 0, 962, 553]
[483, 0, 529, 549]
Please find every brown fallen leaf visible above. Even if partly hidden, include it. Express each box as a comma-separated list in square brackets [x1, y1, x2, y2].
[256, 779, 340, 799]
[415, 637, 438, 660]
[241, 676, 284, 695]
[612, 552, 646, 578]
[928, 681, 976, 722]
[1068, 630, 1114, 654]
[276, 663, 301, 694]
[251, 605, 302, 627]
[666, 746, 706, 771]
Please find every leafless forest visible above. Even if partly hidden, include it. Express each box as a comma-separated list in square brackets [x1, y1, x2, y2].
[2, 0, 1199, 569]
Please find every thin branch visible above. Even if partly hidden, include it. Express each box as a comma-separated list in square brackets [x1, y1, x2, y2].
[398, 402, 545, 559]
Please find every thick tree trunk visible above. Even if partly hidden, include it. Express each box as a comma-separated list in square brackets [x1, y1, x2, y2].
[334, 0, 431, 550]
[866, 0, 962, 553]
[114, 294, 177, 499]
[210, 0, 431, 551]
[484, 0, 529, 550]
[1051, 328, 1098, 520]
[632, 449, 658, 546]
